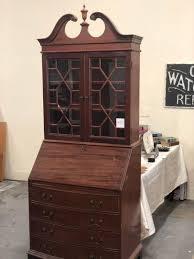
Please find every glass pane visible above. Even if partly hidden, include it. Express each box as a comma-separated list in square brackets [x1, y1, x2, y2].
[101, 83, 115, 109]
[50, 109, 62, 124]
[91, 59, 100, 68]
[101, 58, 115, 77]
[92, 91, 99, 104]
[110, 111, 125, 124]
[49, 125, 57, 134]
[47, 58, 81, 136]
[92, 82, 103, 90]
[92, 69, 106, 81]
[110, 68, 125, 81]
[72, 127, 80, 135]
[48, 69, 62, 81]
[90, 56, 126, 139]
[65, 69, 80, 81]
[68, 109, 80, 125]
[58, 120, 71, 134]
[57, 60, 68, 77]
[49, 91, 56, 103]
[72, 60, 80, 68]
[116, 57, 126, 67]
[49, 82, 59, 90]
[57, 84, 70, 107]
[48, 59, 56, 68]
[116, 92, 125, 106]
[117, 128, 125, 137]
[92, 111, 106, 126]
[92, 127, 99, 136]
[112, 82, 125, 90]
[72, 91, 80, 104]
[101, 120, 115, 137]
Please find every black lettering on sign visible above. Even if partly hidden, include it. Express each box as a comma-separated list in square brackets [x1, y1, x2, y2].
[166, 64, 194, 108]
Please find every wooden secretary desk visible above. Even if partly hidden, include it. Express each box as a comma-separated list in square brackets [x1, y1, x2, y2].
[28, 6, 143, 259]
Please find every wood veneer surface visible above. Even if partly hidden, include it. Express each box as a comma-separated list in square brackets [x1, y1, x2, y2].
[29, 142, 131, 190]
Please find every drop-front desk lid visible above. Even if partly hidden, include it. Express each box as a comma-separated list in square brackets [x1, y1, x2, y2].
[30, 141, 132, 191]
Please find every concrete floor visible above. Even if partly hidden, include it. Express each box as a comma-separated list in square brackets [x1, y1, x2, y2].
[0, 181, 194, 259]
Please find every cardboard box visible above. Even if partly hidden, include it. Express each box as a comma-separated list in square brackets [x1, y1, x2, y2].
[0, 122, 6, 181]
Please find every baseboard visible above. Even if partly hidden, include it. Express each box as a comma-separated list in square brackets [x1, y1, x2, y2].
[28, 249, 62, 259]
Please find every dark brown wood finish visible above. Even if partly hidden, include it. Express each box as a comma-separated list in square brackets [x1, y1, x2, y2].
[29, 6, 142, 259]
[39, 7, 142, 145]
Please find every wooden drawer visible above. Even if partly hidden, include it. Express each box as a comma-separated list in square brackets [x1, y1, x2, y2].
[30, 202, 120, 232]
[31, 236, 120, 259]
[29, 185, 120, 213]
[31, 219, 120, 250]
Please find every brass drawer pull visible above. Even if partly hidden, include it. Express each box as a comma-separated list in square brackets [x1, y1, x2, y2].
[41, 244, 53, 254]
[41, 192, 47, 199]
[99, 219, 104, 224]
[90, 199, 94, 205]
[89, 218, 95, 223]
[49, 194, 53, 200]
[49, 211, 54, 218]
[89, 199, 104, 208]
[90, 236, 94, 241]
[49, 229, 54, 234]
[42, 210, 54, 219]
[99, 236, 104, 243]
[41, 227, 46, 232]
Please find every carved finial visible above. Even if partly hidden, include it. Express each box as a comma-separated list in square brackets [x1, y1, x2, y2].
[81, 5, 88, 25]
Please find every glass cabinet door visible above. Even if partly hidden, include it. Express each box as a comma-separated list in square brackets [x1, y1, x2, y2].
[45, 55, 83, 139]
[89, 53, 127, 142]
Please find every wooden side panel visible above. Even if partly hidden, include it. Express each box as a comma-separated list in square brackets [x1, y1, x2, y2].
[128, 51, 141, 145]
[121, 143, 141, 259]
[0, 122, 6, 181]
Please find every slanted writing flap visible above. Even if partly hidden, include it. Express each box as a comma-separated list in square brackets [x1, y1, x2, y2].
[30, 142, 132, 190]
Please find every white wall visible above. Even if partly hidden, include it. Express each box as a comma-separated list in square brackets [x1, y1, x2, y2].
[0, 0, 194, 198]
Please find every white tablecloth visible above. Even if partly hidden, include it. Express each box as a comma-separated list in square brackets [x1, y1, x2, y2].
[141, 145, 188, 238]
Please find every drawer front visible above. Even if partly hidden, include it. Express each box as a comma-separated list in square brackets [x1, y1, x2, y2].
[29, 185, 120, 212]
[30, 202, 120, 232]
[31, 236, 120, 259]
[31, 219, 120, 250]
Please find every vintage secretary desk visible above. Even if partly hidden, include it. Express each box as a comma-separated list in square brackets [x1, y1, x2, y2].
[28, 6, 143, 259]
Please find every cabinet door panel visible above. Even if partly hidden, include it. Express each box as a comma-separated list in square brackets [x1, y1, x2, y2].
[87, 53, 129, 144]
[44, 53, 84, 140]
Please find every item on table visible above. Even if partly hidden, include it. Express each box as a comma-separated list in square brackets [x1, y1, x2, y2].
[160, 137, 179, 147]
[157, 144, 170, 152]
[143, 131, 154, 154]
[152, 132, 162, 138]
[148, 157, 155, 163]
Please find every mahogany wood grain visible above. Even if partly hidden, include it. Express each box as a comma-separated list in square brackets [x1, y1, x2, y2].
[39, 9, 142, 145]
[29, 8, 142, 259]
[29, 237, 121, 259]
[29, 142, 131, 191]
[30, 219, 120, 250]
[29, 183, 120, 213]
[30, 204, 120, 232]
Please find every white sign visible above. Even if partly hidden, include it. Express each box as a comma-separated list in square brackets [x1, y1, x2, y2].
[116, 118, 125, 128]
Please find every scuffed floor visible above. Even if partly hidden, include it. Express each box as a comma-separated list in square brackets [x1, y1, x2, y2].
[0, 181, 29, 259]
[143, 199, 194, 259]
[0, 181, 194, 259]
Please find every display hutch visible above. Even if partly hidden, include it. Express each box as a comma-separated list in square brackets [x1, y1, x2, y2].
[28, 6, 143, 259]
